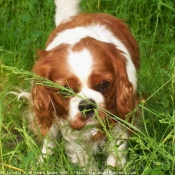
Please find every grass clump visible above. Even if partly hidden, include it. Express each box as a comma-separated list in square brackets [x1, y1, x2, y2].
[0, 0, 175, 174]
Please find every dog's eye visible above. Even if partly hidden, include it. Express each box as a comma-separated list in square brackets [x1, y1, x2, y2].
[95, 81, 110, 92]
[60, 86, 73, 96]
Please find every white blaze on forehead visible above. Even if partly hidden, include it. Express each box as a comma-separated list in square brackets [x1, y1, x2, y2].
[68, 48, 93, 84]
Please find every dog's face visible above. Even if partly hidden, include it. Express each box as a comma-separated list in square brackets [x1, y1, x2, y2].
[32, 37, 135, 136]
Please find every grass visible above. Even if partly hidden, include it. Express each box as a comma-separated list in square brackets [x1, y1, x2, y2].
[0, 0, 175, 174]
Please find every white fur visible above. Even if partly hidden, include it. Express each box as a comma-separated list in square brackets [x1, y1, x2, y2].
[68, 48, 93, 84]
[54, 0, 81, 26]
[46, 24, 137, 91]
[40, 118, 60, 161]
[105, 124, 128, 168]
[59, 118, 103, 169]
[41, 118, 128, 171]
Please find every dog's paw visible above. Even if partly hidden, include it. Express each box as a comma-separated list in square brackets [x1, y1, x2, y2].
[103, 168, 114, 175]
[37, 154, 46, 164]
[37, 153, 51, 164]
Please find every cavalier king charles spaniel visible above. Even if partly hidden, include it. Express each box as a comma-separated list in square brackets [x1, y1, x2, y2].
[15, 0, 140, 173]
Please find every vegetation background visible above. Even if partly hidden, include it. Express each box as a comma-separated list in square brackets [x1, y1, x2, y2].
[0, 0, 175, 174]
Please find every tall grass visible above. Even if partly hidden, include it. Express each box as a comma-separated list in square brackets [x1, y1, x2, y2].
[0, 0, 175, 174]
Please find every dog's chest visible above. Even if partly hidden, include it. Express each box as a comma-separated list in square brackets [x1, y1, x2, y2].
[59, 119, 105, 152]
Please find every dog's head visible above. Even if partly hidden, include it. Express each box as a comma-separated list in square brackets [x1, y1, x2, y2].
[31, 14, 139, 136]
[32, 38, 137, 136]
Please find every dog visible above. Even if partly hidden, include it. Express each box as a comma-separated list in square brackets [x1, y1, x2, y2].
[14, 0, 140, 173]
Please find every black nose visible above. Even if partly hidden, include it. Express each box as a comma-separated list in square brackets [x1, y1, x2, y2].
[78, 99, 96, 116]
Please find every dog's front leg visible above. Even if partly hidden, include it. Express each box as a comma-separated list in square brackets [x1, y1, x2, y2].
[103, 124, 129, 174]
[41, 138, 56, 158]
[39, 123, 60, 162]
[106, 139, 128, 168]
[63, 137, 97, 172]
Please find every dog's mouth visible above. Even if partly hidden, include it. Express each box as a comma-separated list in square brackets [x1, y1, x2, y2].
[69, 98, 110, 131]
[69, 109, 115, 142]
[69, 109, 106, 130]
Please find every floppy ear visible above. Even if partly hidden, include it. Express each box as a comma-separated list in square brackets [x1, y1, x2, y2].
[32, 85, 55, 136]
[116, 77, 135, 120]
[31, 48, 69, 136]
[101, 43, 136, 120]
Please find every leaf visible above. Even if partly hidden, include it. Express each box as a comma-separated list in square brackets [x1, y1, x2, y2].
[150, 169, 162, 175]
[161, 2, 175, 12]
[142, 168, 162, 175]
[21, 14, 31, 22]
[22, 151, 35, 163]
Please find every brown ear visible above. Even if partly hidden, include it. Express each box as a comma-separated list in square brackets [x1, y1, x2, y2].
[116, 78, 135, 120]
[102, 43, 135, 120]
[32, 85, 55, 136]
